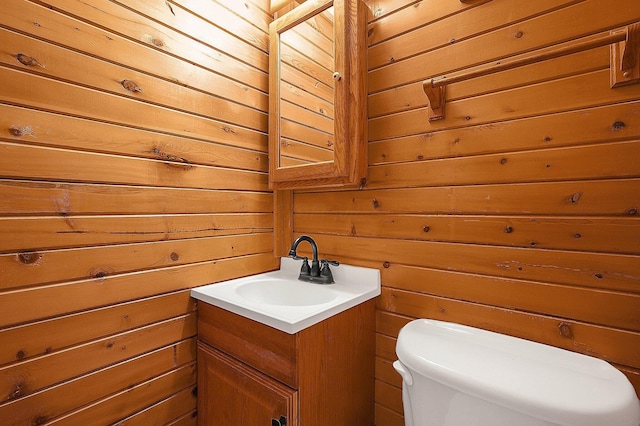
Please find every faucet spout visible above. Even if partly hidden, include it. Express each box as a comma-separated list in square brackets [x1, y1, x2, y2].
[288, 235, 337, 284]
[289, 235, 320, 277]
[288, 235, 319, 263]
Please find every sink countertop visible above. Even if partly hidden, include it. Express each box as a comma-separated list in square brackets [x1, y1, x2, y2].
[190, 257, 381, 334]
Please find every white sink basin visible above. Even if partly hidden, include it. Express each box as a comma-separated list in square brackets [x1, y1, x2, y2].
[191, 257, 380, 334]
[235, 278, 338, 306]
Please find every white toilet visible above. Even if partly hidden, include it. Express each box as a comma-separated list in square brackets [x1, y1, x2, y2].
[394, 319, 640, 426]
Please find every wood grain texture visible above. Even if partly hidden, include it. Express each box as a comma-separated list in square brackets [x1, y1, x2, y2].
[198, 300, 376, 425]
[290, 1, 640, 423]
[0, 0, 274, 424]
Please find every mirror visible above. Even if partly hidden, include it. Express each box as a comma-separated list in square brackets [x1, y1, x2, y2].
[269, 0, 367, 189]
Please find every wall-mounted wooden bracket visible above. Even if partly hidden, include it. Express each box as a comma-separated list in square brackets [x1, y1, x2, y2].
[611, 23, 640, 88]
[422, 79, 446, 121]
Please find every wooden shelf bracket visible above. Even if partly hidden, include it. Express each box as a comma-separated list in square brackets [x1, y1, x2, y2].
[422, 80, 446, 121]
[422, 22, 640, 122]
[611, 23, 640, 88]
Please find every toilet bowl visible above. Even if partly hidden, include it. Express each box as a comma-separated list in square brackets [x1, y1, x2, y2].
[394, 319, 640, 426]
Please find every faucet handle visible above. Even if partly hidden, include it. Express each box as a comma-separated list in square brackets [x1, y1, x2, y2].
[321, 259, 339, 267]
[299, 257, 311, 275]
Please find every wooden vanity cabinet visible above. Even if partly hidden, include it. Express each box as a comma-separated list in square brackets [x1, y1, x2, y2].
[196, 300, 376, 425]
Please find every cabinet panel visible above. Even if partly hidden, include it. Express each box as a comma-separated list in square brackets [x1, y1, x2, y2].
[197, 303, 297, 387]
[197, 343, 297, 426]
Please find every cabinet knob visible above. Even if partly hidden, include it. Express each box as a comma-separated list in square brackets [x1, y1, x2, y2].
[332, 71, 342, 81]
[271, 415, 287, 426]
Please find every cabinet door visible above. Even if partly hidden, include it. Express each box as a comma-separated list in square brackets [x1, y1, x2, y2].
[197, 342, 297, 426]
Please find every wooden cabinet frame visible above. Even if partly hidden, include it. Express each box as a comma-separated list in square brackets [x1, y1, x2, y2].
[268, 0, 367, 189]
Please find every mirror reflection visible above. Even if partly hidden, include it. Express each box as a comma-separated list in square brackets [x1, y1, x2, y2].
[278, 6, 335, 168]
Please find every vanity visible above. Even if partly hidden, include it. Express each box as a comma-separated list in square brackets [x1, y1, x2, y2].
[191, 257, 380, 425]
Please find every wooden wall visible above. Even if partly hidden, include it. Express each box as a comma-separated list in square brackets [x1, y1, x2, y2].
[0, 0, 275, 424]
[292, 0, 640, 424]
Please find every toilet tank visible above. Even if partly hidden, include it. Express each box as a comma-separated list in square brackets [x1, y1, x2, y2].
[394, 319, 640, 426]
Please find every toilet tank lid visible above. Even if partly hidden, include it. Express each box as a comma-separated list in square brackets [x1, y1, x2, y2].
[396, 319, 640, 426]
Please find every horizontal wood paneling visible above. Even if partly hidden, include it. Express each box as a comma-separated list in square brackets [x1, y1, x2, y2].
[292, 1, 640, 423]
[0, 0, 274, 424]
[0, 339, 196, 425]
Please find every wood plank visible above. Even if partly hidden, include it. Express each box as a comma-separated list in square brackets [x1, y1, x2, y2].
[120, 0, 269, 62]
[280, 119, 335, 152]
[0, 339, 195, 425]
[49, 363, 196, 425]
[0, 142, 268, 192]
[280, 43, 334, 89]
[381, 264, 640, 329]
[0, 213, 272, 252]
[0, 30, 268, 134]
[109, 384, 197, 426]
[0, 180, 273, 215]
[364, 140, 640, 189]
[0, 291, 194, 365]
[293, 179, 640, 216]
[281, 78, 335, 119]
[375, 402, 405, 426]
[0, 314, 196, 401]
[307, 234, 640, 293]
[0, 253, 278, 327]
[38, 0, 267, 90]
[369, 70, 640, 140]
[165, 410, 197, 426]
[281, 62, 334, 103]
[376, 311, 411, 338]
[376, 380, 403, 414]
[0, 105, 267, 172]
[378, 288, 640, 368]
[367, 0, 487, 46]
[369, 43, 609, 119]
[281, 100, 334, 134]
[295, 213, 640, 254]
[279, 137, 334, 163]
[214, 0, 273, 34]
[0, 233, 274, 291]
[0, 0, 267, 111]
[365, 0, 421, 24]
[376, 332, 398, 360]
[368, 0, 640, 93]
[0, 67, 268, 153]
[369, 101, 640, 164]
[368, 0, 554, 68]
[375, 355, 401, 385]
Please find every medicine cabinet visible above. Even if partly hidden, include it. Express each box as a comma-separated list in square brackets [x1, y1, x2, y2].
[268, 0, 367, 189]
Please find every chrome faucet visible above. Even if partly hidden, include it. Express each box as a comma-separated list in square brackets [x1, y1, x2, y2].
[288, 235, 339, 284]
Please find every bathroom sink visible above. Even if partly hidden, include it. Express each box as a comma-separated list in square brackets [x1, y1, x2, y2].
[191, 257, 380, 333]
[235, 278, 338, 306]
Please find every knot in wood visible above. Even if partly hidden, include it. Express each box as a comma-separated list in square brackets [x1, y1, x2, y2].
[17, 251, 42, 265]
[611, 121, 625, 131]
[558, 322, 573, 339]
[504, 225, 513, 233]
[569, 192, 582, 203]
[383, 261, 390, 268]
[121, 79, 143, 93]
[16, 53, 44, 68]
